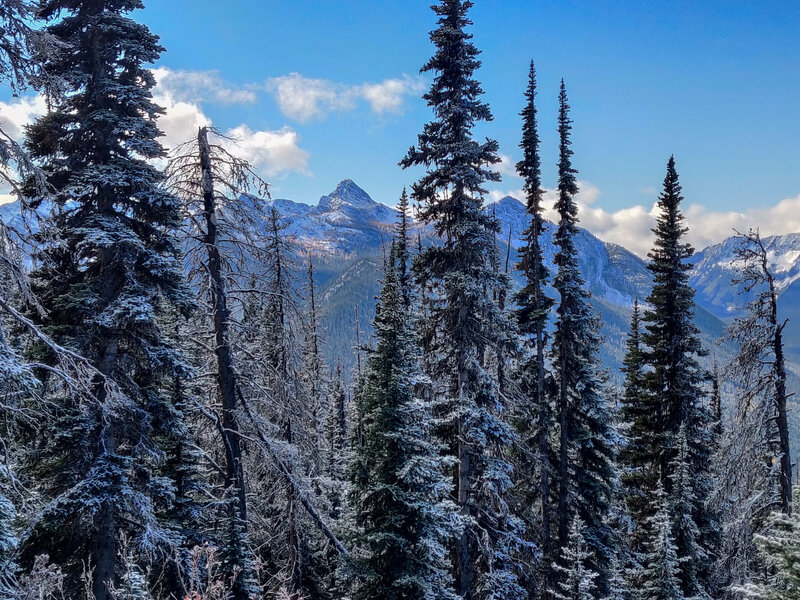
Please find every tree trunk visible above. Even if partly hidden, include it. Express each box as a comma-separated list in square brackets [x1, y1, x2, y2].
[92, 337, 119, 600]
[456, 363, 473, 599]
[198, 127, 250, 591]
[538, 317, 552, 587]
[774, 316, 791, 514]
[557, 344, 569, 546]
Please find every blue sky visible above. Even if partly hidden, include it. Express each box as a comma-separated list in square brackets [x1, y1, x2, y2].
[2, 0, 800, 253]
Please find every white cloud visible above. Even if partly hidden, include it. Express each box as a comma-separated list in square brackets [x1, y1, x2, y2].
[495, 153, 519, 180]
[152, 67, 256, 105]
[149, 71, 310, 178]
[359, 75, 425, 115]
[266, 73, 356, 123]
[221, 125, 310, 178]
[490, 183, 800, 257]
[155, 99, 212, 151]
[0, 71, 310, 182]
[266, 72, 424, 123]
[0, 94, 47, 141]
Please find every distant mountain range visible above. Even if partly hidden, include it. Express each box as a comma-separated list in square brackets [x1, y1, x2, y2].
[4, 179, 800, 381]
[263, 180, 800, 381]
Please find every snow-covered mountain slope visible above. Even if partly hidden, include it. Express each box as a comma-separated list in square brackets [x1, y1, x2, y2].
[277, 179, 397, 256]
[487, 195, 652, 309]
[688, 232, 800, 365]
[690, 232, 800, 318]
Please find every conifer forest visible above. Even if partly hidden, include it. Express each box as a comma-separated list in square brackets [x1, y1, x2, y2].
[2, 1, 800, 599]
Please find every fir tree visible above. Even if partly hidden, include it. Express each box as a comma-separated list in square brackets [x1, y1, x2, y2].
[640, 156, 716, 594]
[512, 61, 556, 596]
[640, 483, 683, 600]
[348, 242, 459, 600]
[0, 490, 17, 596]
[736, 486, 800, 600]
[396, 188, 412, 306]
[20, 2, 194, 598]
[618, 300, 650, 555]
[669, 425, 707, 598]
[400, 1, 523, 597]
[550, 80, 617, 595]
[552, 516, 598, 600]
[710, 360, 722, 443]
[301, 258, 329, 490]
[326, 363, 348, 520]
[604, 557, 629, 600]
[259, 204, 307, 594]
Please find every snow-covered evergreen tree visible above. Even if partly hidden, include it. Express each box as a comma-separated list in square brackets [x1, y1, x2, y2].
[301, 259, 329, 489]
[639, 156, 716, 595]
[618, 299, 651, 558]
[603, 556, 630, 600]
[640, 483, 683, 600]
[736, 486, 800, 600]
[325, 363, 348, 521]
[511, 60, 555, 596]
[348, 241, 459, 600]
[552, 516, 598, 600]
[550, 80, 617, 596]
[20, 2, 195, 598]
[669, 425, 708, 598]
[400, 1, 524, 597]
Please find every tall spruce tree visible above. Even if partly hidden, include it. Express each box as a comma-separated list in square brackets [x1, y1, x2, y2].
[257, 204, 309, 595]
[326, 363, 348, 520]
[20, 1, 194, 598]
[618, 299, 650, 557]
[348, 240, 459, 600]
[640, 483, 683, 600]
[552, 516, 598, 600]
[512, 59, 555, 596]
[400, 1, 523, 597]
[396, 188, 412, 306]
[669, 426, 707, 598]
[550, 80, 617, 596]
[640, 156, 716, 595]
[301, 258, 329, 492]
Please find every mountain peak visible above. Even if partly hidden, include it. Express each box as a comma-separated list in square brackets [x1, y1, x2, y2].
[318, 179, 376, 212]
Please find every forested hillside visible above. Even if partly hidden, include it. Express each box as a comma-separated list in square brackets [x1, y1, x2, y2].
[0, 1, 798, 599]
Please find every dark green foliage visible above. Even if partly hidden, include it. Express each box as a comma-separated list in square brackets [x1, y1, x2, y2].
[511, 60, 555, 596]
[400, 1, 524, 597]
[19, 1, 195, 597]
[348, 242, 458, 600]
[639, 157, 716, 595]
[550, 80, 617, 596]
[618, 300, 650, 555]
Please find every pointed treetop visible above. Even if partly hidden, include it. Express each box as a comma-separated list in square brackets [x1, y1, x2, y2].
[517, 59, 542, 210]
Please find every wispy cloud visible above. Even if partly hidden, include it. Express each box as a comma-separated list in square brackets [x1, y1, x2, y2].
[495, 153, 519, 180]
[266, 72, 424, 123]
[152, 67, 257, 105]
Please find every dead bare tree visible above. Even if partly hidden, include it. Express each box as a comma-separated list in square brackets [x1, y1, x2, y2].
[714, 227, 792, 592]
[166, 127, 346, 598]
